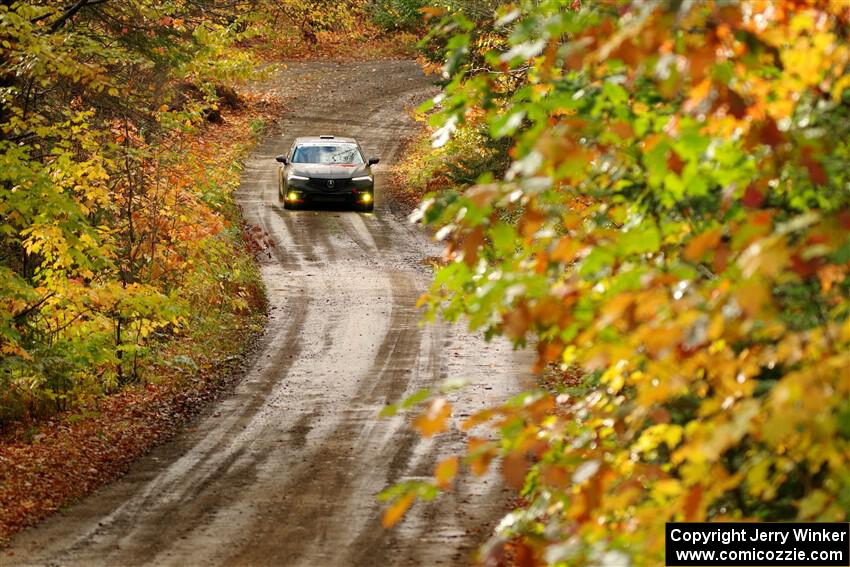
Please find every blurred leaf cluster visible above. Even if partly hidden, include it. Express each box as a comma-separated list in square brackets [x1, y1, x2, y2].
[391, 0, 850, 564]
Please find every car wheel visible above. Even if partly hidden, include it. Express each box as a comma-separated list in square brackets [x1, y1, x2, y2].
[283, 199, 297, 210]
[356, 202, 374, 213]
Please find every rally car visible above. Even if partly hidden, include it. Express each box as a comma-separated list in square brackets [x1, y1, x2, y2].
[276, 135, 379, 212]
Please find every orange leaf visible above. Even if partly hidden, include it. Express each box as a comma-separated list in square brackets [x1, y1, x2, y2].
[419, 6, 447, 18]
[684, 228, 722, 261]
[687, 42, 717, 82]
[461, 226, 484, 266]
[512, 541, 536, 567]
[712, 242, 731, 273]
[540, 463, 570, 488]
[684, 484, 704, 521]
[525, 392, 556, 421]
[413, 398, 451, 437]
[684, 78, 712, 113]
[518, 206, 546, 237]
[382, 492, 416, 528]
[609, 120, 634, 141]
[462, 409, 495, 431]
[817, 264, 845, 293]
[435, 456, 459, 489]
[667, 149, 685, 175]
[502, 301, 531, 340]
[551, 236, 580, 263]
[501, 453, 528, 489]
[466, 184, 498, 208]
[468, 438, 496, 476]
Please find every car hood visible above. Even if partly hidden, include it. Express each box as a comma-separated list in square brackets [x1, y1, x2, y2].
[289, 163, 371, 179]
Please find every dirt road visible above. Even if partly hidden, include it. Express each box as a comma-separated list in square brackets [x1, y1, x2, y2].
[6, 60, 531, 567]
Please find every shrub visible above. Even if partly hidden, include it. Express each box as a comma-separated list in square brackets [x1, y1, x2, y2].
[369, 0, 425, 32]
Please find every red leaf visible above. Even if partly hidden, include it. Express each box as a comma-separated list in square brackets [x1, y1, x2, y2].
[758, 119, 785, 147]
[742, 184, 765, 208]
[713, 86, 748, 119]
[790, 252, 821, 278]
[667, 149, 685, 175]
[802, 148, 828, 186]
[513, 541, 536, 567]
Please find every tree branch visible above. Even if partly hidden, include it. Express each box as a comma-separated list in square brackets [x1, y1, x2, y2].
[13, 292, 56, 323]
[49, 0, 109, 33]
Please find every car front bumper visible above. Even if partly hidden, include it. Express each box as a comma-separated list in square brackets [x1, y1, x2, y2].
[285, 177, 373, 204]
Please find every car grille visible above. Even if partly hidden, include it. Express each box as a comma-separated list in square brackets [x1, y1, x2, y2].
[307, 177, 351, 192]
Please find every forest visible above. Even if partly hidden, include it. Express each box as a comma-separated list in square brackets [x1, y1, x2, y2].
[2, 0, 849, 565]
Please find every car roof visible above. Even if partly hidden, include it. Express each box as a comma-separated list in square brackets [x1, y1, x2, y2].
[293, 136, 358, 145]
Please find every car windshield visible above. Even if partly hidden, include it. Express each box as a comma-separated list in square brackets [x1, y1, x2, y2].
[291, 143, 363, 164]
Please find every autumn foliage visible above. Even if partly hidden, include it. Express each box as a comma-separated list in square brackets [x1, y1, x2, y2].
[386, 0, 850, 564]
[0, 1, 274, 422]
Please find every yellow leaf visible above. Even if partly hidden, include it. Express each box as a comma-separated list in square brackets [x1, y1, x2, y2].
[735, 280, 769, 318]
[635, 424, 683, 454]
[739, 238, 789, 279]
[831, 74, 850, 101]
[652, 479, 683, 501]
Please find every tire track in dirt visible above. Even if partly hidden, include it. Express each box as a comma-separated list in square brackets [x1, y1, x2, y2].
[225, 270, 423, 566]
[5, 60, 532, 567]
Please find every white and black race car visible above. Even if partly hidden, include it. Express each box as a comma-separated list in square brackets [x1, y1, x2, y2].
[276, 135, 379, 212]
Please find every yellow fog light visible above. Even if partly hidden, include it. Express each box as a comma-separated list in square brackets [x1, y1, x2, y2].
[361, 192, 372, 203]
[287, 191, 298, 201]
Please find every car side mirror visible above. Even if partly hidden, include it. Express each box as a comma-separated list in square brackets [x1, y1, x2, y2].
[367, 157, 380, 166]
[275, 155, 288, 164]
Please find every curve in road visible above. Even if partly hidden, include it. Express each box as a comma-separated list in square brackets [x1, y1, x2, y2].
[6, 60, 531, 567]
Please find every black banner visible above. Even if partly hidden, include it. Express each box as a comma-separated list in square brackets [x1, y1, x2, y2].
[666, 522, 849, 566]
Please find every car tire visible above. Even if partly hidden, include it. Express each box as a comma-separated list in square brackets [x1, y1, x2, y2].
[283, 199, 297, 210]
[356, 202, 374, 213]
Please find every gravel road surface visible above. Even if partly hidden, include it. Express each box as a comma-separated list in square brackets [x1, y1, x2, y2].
[6, 60, 531, 567]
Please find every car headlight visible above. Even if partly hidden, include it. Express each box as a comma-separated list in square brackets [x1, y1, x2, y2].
[288, 173, 309, 181]
[352, 175, 373, 182]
